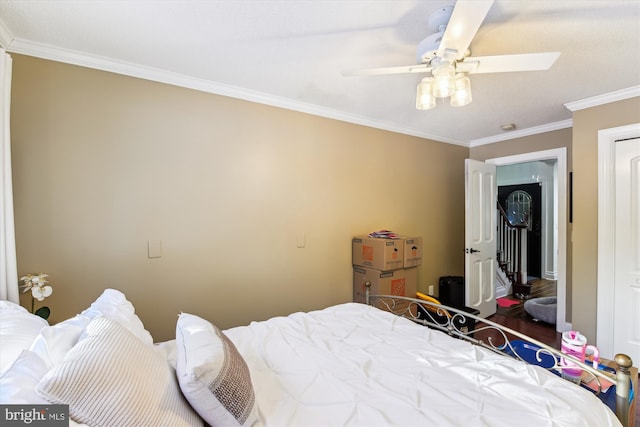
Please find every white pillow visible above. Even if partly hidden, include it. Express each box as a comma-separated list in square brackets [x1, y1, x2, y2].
[176, 313, 259, 427]
[30, 288, 154, 369]
[79, 288, 153, 345]
[37, 316, 202, 427]
[0, 300, 48, 375]
[0, 350, 49, 404]
[29, 315, 89, 370]
[156, 339, 178, 369]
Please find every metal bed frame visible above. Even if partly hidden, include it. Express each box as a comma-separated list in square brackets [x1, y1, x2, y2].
[365, 285, 634, 426]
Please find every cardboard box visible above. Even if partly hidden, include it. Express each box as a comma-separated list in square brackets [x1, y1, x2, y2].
[401, 236, 423, 268]
[352, 236, 404, 271]
[353, 266, 418, 304]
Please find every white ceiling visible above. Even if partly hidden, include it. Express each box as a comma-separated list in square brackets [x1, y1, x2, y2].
[1, 0, 639, 146]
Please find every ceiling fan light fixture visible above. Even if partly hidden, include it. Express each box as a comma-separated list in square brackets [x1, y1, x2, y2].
[432, 60, 456, 98]
[450, 74, 472, 107]
[347, 1, 561, 113]
[416, 77, 436, 110]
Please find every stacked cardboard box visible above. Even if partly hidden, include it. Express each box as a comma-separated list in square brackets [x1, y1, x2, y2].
[352, 235, 422, 303]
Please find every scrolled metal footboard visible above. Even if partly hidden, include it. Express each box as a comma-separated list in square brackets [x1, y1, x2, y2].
[364, 285, 633, 426]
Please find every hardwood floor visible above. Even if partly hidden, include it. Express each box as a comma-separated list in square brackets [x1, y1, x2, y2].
[488, 278, 561, 348]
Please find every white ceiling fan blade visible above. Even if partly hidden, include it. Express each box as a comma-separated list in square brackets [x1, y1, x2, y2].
[457, 52, 561, 74]
[342, 64, 431, 77]
[437, 0, 494, 60]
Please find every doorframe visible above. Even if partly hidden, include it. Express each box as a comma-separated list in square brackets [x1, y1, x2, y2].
[596, 123, 640, 356]
[486, 148, 569, 332]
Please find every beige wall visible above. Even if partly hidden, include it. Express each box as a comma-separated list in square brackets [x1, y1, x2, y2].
[571, 96, 640, 341]
[470, 128, 572, 166]
[11, 55, 468, 341]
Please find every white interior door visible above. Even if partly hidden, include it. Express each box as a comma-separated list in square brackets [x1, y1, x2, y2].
[598, 124, 640, 360]
[613, 137, 640, 363]
[465, 159, 497, 317]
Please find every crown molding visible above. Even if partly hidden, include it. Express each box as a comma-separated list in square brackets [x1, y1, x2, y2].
[564, 86, 640, 112]
[469, 119, 573, 148]
[5, 37, 468, 146]
[7, 34, 634, 148]
[473, 86, 639, 147]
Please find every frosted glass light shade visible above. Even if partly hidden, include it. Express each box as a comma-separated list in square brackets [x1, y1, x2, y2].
[432, 61, 455, 98]
[416, 77, 436, 110]
[450, 75, 472, 107]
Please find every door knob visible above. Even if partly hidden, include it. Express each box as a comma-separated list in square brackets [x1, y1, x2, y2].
[465, 248, 480, 254]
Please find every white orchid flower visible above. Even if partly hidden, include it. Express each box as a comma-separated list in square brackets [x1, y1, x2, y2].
[31, 284, 53, 301]
[20, 273, 49, 290]
[19, 273, 53, 319]
[32, 274, 47, 285]
[20, 274, 35, 292]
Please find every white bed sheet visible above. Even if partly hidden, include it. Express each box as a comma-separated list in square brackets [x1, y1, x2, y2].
[225, 303, 621, 427]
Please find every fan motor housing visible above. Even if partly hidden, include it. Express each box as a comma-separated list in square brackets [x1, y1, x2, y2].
[428, 6, 453, 33]
[417, 6, 454, 64]
[416, 32, 442, 64]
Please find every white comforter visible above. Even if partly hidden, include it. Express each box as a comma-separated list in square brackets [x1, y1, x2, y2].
[226, 303, 621, 427]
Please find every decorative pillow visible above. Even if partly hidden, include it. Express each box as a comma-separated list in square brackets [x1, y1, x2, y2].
[0, 300, 48, 375]
[176, 313, 259, 427]
[0, 350, 49, 404]
[30, 288, 154, 369]
[37, 316, 202, 427]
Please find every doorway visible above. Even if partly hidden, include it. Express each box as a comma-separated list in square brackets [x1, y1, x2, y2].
[487, 148, 568, 332]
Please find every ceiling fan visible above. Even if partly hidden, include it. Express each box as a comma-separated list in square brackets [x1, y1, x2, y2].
[343, 0, 560, 110]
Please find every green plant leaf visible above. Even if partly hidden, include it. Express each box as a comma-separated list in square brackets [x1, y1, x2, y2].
[35, 306, 50, 320]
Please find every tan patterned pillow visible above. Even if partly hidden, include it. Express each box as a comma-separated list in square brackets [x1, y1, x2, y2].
[176, 313, 259, 427]
[37, 316, 202, 427]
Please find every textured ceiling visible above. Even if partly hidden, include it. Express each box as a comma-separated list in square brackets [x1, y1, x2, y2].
[1, 0, 639, 146]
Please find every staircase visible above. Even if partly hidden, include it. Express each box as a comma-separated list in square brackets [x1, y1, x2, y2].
[497, 202, 532, 298]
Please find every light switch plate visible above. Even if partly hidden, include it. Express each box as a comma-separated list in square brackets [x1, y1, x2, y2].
[147, 240, 162, 258]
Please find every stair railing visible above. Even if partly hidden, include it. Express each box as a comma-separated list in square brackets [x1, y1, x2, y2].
[497, 202, 528, 286]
